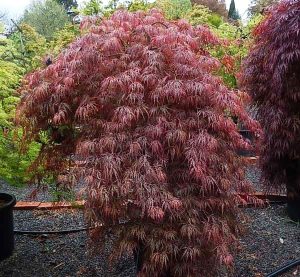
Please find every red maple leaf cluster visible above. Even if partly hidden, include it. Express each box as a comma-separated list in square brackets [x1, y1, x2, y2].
[17, 9, 260, 276]
[241, 0, 300, 194]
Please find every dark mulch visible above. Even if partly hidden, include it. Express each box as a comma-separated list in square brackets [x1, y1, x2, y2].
[1, 166, 300, 277]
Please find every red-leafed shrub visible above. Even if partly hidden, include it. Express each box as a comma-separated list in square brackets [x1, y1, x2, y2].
[17, 10, 260, 276]
[241, 1, 300, 220]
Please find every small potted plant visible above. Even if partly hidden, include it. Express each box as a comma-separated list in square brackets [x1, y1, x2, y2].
[0, 192, 16, 261]
[241, 0, 300, 221]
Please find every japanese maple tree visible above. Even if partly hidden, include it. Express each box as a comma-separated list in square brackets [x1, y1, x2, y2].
[17, 10, 260, 276]
[241, 1, 300, 220]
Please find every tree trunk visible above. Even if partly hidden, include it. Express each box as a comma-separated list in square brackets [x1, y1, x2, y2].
[134, 244, 172, 277]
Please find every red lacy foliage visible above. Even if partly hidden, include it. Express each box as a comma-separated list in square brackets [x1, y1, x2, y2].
[241, 0, 300, 191]
[17, 10, 261, 277]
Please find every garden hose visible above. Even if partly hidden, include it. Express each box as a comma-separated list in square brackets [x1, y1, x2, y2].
[266, 259, 300, 277]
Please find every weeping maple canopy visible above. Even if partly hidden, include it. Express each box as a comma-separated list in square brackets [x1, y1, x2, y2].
[17, 10, 260, 277]
[241, 0, 300, 191]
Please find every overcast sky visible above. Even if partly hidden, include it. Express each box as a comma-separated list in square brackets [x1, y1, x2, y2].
[0, 0, 251, 21]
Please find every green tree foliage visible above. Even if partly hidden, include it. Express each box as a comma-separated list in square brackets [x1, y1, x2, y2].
[0, 59, 22, 128]
[228, 0, 240, 20]
[185, 4, 211, 26]
[127, 0, 153, 12]
[101, 0, 121, 16]
[55, 0, 78, 11]
[248, 0, 278, 16]
[0, 21, 4, 33]
[185, 4, 222, 27]
[22, 0, 70, 40]
[8, 23, 47, 70]
[184, 4, 242, 88]
[0, 20, 80, 186]
[48, 23, 80, 56]
[105, 0, 120, 10]
[191, 0, 228, 18]
[156, 0, 192, 20]
[82, 0, 103, 15]
[0, 36, 41, 185]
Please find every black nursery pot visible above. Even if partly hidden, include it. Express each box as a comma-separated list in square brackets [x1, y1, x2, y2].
[286, 161, 300, 222]
[0, 193, 16, 261]
[287, 199, 300, 222]
[286, 189, 300, 222]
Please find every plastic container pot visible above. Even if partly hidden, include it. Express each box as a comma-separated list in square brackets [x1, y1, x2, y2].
[0, 192, 16, 261]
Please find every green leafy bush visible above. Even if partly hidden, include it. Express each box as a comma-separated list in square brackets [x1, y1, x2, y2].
[156, 0, 192, 19]
[0, 39, 41, 185]
[22, 0, 70, 40]
[0, 21, 80, 186]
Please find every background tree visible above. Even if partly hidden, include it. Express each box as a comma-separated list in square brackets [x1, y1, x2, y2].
[48, 23, 80, 56]
[191, 0, 228, 19]
[185, 4, 223, 28]
[241, 0, 300, 221]
[0, 12, 6, 23]
[248, 0, 278, 16]
[0, 33, 41, 185]
[55, 0, 78, 11]
[127, 0, 153, 12]
[103, 0, 122, 15]
[8, 23, 47, 70]
[228, 0, 240, 20]
[155, 0, 192, 19]
[22, 0, 69, 40]
[185, 4, 215, 26]
[82, 0, 103, 15]
[0, 16, 80, 186]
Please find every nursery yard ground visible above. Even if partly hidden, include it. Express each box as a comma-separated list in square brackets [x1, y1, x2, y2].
[0, 167, 300, 277]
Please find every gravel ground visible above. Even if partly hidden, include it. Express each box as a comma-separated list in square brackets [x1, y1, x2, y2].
[0, 205, 299, 277]
[0, 209, 136, 277]
[1, 166, 300, 277]
[0, 180, 53, 202]
[246, 165, 262, 192]
[234, 205, 300, 277]
[0, 179, 85, 202]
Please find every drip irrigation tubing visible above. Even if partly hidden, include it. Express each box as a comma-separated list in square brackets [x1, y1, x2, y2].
[14, 227, 92, 235]
[266, 259, 300, 277]
[13, 199, 287, 235]
[238, 200, 287, 208]
[13, 198, 297, 277]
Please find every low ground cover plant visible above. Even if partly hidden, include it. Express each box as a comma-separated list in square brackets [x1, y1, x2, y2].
[17, 10, 260, 276]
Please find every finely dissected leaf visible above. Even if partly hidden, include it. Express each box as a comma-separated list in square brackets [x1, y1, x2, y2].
[17, 9, 260, 277]
[241, 0, 300, 192]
